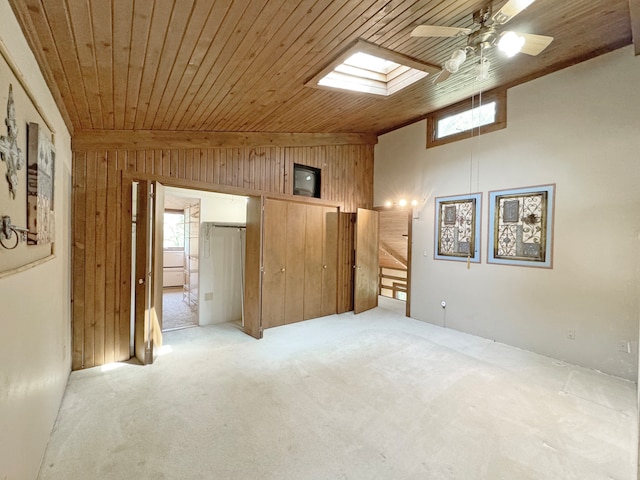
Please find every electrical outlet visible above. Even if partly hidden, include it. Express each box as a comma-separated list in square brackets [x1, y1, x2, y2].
[205, 292, 213, 301]
[567, 329, 575, 340]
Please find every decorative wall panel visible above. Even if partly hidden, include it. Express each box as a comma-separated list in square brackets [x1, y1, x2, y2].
[0, 54, 55, 274]
[27, 122, 55, 245]
[434, 193, 481, 263]
[488, 185, 555, 268]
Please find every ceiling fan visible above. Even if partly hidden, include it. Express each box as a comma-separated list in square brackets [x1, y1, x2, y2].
[411, 0, 554, 84]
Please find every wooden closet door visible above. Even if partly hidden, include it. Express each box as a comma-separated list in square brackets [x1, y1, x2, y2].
[243, 195, 263, 339]
[284, 202, 306, 324]
[303, 204, 324, 320]
[354, 208, 379, 314]
[262, 199, 287, 328]
[321, 207, 338, 316]
[336, 212, 356, 314]
[134, 180, 164, 365]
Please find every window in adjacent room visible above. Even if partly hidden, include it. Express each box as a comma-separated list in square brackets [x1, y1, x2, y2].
[427, 90, 507, 148]
[163, 211, 185, 250]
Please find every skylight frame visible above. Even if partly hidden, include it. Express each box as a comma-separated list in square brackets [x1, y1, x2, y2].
[305, 40, 441, 97]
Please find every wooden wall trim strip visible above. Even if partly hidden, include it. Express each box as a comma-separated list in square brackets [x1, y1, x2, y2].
[121, 171, 344, 211]
[630, 0, 640, 56]
[0, 254, 55, 279]
[72, 130, 378, 151]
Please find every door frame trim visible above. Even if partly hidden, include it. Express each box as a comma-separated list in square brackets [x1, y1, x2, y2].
[123, 171, 264, 359]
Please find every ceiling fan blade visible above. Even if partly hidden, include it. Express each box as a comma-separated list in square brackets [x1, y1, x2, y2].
[433, 68, 452, 84]
[411, 25, 471, 37]
[517, 32, 554, 55]
[492, 0, 536, 25]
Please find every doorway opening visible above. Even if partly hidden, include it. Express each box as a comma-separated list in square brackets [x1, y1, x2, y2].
[376, 207, 412, 317]
[161, 187, 247, 332]
[130, 182, 249, 361]
[162, 195, 200, 331]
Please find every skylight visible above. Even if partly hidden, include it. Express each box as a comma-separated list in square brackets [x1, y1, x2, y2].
[307, 40, 440, 96]
[343, 52, 400, 74]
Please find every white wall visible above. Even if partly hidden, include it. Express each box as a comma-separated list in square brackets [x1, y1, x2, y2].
[0, 2, 72, 479]
[198, 193, 246, 326]
[374, 46, 640, 380]
[200, 225, 245, 325]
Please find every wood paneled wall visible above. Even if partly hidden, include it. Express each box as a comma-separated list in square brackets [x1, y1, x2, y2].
[72, 140, 374, 370]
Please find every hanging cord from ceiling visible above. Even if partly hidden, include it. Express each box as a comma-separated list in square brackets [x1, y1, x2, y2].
[466, 48, 485, 269]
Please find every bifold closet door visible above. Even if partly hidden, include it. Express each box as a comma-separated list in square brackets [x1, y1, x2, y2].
[284, 202, 305, 324]
[243, 196, 263, 339]
[263, 199, 340, 327]
[321, 207, 338, 316]
[304, 204, 338, 320]
[303, 205, 324, 320]
[261, 198, 287, 328]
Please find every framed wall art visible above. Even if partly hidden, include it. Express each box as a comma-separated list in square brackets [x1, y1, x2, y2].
[0, 51, 56, 276]
[488, 184, 555, 268]
[434, 193, 481, 263]
[27, 122, 55, 245]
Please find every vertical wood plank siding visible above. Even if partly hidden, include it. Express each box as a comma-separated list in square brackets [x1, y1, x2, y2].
[72, 144, 373, 369]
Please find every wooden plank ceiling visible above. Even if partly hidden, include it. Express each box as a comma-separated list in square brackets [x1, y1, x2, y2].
[10, 0, 632, 136]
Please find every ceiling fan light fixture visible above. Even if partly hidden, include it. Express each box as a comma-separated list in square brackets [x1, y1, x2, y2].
[498, 31, 525, 57]
[475, 58, 491, 81]
[444, 58, 460, 73]
[444, 48, 467, 72]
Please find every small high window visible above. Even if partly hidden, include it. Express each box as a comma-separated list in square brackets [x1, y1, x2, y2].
[427, 90, 507, 148]
[437, 101, 497, 139]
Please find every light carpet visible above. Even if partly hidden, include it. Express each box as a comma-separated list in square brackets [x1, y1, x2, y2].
[162, 287, 198, 331]
[38, 308, 637, 479]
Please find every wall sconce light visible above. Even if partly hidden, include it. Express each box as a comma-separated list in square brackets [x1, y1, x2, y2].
[382, 197, 426, 219]
[384, 198, 421, 208]
[1, 215, 28, 249]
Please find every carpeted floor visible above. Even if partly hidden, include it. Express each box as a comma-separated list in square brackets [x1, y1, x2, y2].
[38, 308, 637, 479]
[162, 287, 198, 331]
[377, 295, 406, 316]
